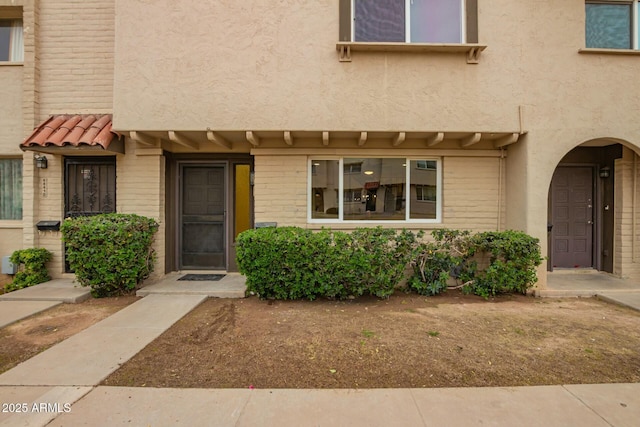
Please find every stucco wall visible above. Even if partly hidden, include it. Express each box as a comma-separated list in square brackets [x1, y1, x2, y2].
[113, 0, 522, 132]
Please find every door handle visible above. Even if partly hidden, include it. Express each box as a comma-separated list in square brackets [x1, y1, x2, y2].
[587, 220, 593, 225]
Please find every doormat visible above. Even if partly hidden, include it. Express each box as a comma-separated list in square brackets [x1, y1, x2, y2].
[178, 274, 226, 281]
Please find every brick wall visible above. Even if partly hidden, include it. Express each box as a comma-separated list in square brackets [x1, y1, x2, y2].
[253, 154, 505, 233]
[253, 155, 308, 228]
[614, 149, 640, 280]
[117, 149, 165, 280]
[37, 0, 114, 119]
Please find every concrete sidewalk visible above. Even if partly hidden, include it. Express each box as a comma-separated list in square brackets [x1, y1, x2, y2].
[0, 294, 206, 387]
[0, 278, 90, 303]
[0, 383, 637, 427]
[0, 300, 61, 328]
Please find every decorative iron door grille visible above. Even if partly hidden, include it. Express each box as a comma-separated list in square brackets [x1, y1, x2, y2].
[64, 157, 116, 218]
[64, 157, 116, 272]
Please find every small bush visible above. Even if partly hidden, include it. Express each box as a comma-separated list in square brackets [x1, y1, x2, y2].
[236, 227, 420, 300]
[4, 248, 52, 293]
[409, 229, 543, 298]
[408, 229, 473, 296]
[465, 230, 544, 298]
[61, 213, 159, 297]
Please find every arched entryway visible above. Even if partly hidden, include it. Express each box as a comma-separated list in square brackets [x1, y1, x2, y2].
[547, 143, 621, 272]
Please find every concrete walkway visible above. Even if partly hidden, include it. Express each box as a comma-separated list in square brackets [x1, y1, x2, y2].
[0, 300, 60, 328]
[137, 271, 246, 298]
[0, 294, 206, 387]
[0, 278, 90, 303]
[0, 273, 638, 426]
[0, 383, 637, 426]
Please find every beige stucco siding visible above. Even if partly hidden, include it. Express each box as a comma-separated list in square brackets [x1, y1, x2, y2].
[37, 0, 114, 119]
[112, 0, 521, 132]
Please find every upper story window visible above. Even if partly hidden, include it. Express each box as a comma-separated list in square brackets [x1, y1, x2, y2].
[0, 19, 23, 62]
[341, 0, 478, 44]
[586, 1, 639, 49]
[354, 0, 464, 43]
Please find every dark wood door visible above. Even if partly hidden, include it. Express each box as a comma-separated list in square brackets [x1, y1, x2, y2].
[551, 166, 594, 268]
[181, 165, 225, 269]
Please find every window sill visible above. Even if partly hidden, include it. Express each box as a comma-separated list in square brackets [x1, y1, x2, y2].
[0, 62, 23, 66]
[336, 42, 487, 64]
[579, 48, 640, 56]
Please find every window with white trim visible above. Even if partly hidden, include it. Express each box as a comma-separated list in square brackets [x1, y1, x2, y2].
[309, 158, 441, 222]
[586, 1, 640, 49]
[0, 19, 23, 62]
[0, 158, 22, 220]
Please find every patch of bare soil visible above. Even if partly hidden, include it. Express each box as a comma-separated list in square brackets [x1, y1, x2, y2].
[103, 292, 640, 389]
[0, 295, 139, 374]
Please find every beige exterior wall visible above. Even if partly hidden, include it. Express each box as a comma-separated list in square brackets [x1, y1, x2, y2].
[3, 0, 640, 282]
[0, 65, 23, 152]
[254, 151, 505, 233]
[614, 148, 640, 279]
[117, 146, 165, 280]
[36, 0, 114, 120]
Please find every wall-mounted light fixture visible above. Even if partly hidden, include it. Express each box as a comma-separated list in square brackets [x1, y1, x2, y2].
[34, 154, 48, 169]
[599, 166, 610, 179]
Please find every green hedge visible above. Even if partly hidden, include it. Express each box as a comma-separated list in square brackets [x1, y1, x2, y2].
[4, 248, 52, 293]
[61, 213, 159, 297]
[236, 227, 419, 300]
[408, 229, 543, 298]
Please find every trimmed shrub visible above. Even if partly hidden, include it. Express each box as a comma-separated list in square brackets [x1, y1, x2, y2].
[236, 227, 420, 300]
[408, 229, 473, 296]
[465, 230, 544, 298]
[409, 229, 543, 298]
[61, 213, 159, 297]
[4, 248, 52, 293]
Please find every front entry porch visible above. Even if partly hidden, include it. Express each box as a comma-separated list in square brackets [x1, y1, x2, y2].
[136, 271, 246, 298]
[538, 270, 640, 299]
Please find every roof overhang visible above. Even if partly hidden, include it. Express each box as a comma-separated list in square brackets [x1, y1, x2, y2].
[21, 114, 124, 154]
[120, 129, 525, 152]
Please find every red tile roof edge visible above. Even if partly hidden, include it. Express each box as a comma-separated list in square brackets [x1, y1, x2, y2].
[21, 114, 119, 150]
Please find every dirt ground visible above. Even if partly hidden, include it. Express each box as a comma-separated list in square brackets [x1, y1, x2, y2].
[103, 292, 640, 389]
[0, 295, 139, 374]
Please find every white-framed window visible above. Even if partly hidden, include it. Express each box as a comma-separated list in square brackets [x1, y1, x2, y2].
[416, 185, 436, 202]
[0, 19, 23, 62]
[344, 188, 363, 203]
[585, 1, 640, 49]
[343, 162, 362, 174]
[0, 158, 22, 220]
[309, 157, 441, 223]
[416, 160, 437, 170]
[352, 0, 465, 44]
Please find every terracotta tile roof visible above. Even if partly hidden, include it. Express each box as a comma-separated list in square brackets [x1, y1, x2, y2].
[21, 114, 117, 150]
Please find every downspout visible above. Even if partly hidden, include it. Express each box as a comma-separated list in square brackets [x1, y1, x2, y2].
[497, 148, 505, 231]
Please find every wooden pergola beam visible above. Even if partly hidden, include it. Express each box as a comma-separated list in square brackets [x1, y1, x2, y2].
[206, 130, 232, 150]
[168, 131, 199, 150]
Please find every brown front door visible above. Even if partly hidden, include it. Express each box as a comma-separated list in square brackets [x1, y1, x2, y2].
[551, 166, 594, 268]
[180, 165, 226, 269]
